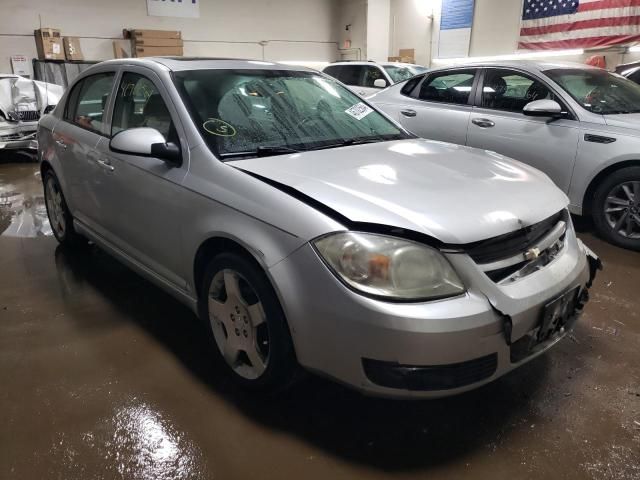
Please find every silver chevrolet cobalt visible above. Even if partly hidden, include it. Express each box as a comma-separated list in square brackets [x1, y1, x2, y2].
[38, 58, 600, 398]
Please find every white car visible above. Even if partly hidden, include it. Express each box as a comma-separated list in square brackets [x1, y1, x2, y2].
[323, 61, 428, 97]
[0, 74, 63, 151]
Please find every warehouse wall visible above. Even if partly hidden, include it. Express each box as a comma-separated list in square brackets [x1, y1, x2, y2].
[0, 0, 340, 76]
[389, 0, 439, 67]
[335, 0, 367, 60]
[366, 0, 391, 62]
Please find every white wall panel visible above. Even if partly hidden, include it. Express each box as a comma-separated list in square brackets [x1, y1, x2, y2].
[0, 0, 339, 74]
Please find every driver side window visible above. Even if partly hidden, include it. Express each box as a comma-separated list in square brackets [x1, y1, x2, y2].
[111, 72, 175, 141]
[482, 69, 553, 112]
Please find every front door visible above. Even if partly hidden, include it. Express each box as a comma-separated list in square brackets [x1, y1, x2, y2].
[94, 68, 189, 290]
[466, 68, 580, 193]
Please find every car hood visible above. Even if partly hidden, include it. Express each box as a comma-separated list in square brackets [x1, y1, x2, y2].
[228, 139, 569, 244]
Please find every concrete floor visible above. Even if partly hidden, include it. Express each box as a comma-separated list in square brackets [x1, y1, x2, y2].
[1, 160, 639, 480]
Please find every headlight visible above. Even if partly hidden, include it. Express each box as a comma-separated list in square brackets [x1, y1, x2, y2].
[313, 232, 465, 301]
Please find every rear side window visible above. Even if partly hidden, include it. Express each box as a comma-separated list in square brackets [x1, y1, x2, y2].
[400, 74, 426, 96]
[418, 70, 476, 105]
[628, 69, 640, 85]
[65, 72, 115, 135]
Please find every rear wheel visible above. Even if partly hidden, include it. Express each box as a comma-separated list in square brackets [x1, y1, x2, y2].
[199, 252, 298, 391]
[592, 167, 640, 251]
[43, 169, 85, 246]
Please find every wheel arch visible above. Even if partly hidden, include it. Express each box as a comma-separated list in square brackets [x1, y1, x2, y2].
[192, 235, 299, 357]
[583, 159, 640, 216]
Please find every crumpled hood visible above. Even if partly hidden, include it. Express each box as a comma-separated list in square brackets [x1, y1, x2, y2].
[228, 139, 569, 244]
[0, 75, 64, 121]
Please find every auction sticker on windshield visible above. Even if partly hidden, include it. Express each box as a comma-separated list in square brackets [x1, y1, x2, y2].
[345, 102, 374, 120]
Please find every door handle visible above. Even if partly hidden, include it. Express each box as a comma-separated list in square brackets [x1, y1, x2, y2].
[97, 158, 115, 172]
[55, 138, 67, 149]
[472, 118, 495, 128]
[401, 109, 417, 118]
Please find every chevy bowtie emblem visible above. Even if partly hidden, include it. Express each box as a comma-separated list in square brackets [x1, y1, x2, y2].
[524, 247, 541, 261]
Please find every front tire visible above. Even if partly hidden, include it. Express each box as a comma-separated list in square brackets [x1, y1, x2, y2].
[198, 252, 298, 391]
[43, 169, 84, 246]
[592, 167, 640, 251]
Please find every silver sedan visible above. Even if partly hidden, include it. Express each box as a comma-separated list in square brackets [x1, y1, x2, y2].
[369, 61, 640, 251]
[38, 58, 599, 398]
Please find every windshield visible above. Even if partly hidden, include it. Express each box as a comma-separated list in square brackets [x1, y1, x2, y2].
[383, 65, 428, 83]
[545, 68, 640, 114]
[173, 69, 408, 159]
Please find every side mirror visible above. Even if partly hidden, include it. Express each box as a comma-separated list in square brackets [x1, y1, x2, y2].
[523, 99, 563, 117]
[110, 127, 182, 166]
[373, 78, 388, 88]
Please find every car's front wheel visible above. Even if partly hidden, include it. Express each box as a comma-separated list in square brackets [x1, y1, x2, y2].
[592, 167, 640, 251]
[199, 252, 298, 391]
[43, 169, 84, 246]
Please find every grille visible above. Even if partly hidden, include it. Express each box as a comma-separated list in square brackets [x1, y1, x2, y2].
[8, 110, 41, 122]
[466, 210, 568, 265]
[362, 354, 498, 391]
[0, 133, 24, 141]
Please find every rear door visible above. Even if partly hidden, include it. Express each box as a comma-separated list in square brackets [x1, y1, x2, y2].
[392, 68, 478, 145]
[94, 67, 189, 289]
[466, 68, 580, 193]
[52, 71, 117, 232]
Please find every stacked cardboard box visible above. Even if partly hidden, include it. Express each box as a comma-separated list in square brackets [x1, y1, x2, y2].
[128, 29, 183, 57]
[34, 28, 64, 60]
[63, 37, 84, 61]
[388, 48, 415, 64]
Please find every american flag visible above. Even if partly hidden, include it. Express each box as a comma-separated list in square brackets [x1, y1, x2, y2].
[519, 0, 640, 50]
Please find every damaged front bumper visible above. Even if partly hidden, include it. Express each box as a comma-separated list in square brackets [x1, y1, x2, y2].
[0, 122, 38, 150]
[269, 221, 601, 398]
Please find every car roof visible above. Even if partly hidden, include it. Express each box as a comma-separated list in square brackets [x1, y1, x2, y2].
[324, 61, 424, 68]
[428, 60, 602, 73]
[95, 57, 314, 73]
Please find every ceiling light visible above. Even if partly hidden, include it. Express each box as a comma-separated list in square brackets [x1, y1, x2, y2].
[432, 49, 584, 65]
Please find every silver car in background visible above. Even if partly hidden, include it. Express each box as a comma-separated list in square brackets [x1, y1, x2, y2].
[369, 61, 640, 251]
[38, 58, 599, 398]
[322, 61, 429, 97]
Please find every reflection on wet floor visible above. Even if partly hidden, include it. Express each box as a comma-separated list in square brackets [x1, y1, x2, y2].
[1, 161, 640, 480]
[0, 163, 52, 237]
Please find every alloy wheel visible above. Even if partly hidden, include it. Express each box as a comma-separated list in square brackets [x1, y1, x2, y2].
[45, 177, 66, 238]
[208, 269, 270, 380]
[604, 181, 640, 239]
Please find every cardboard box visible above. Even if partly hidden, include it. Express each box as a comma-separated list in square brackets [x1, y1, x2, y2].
[130, 29, 181, 40]
[134, 37, 183, 47]
[399, 48, 415, 58]
[63, 37, 84, 61]
[388, 56, 415, 64]
[135, 46, 183, 57]
[34, 28, 64, 60]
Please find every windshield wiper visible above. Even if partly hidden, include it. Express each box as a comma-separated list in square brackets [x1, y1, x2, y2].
[220, 146, 300, 159]
[307, 137, 390, 152]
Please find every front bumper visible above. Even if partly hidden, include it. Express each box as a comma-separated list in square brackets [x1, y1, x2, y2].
[0, 123, 38, 150]
[269, 224, 599, 399]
